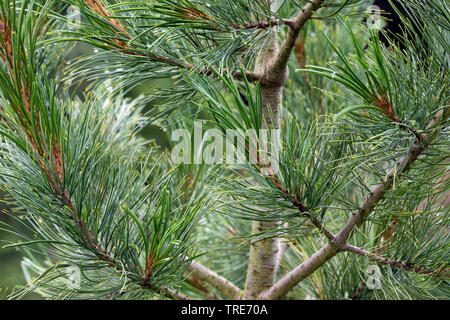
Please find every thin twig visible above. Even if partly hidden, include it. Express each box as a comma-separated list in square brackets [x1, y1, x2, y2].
[157, 287, 193, 301]
[82, 1, 263, 83]
[342, 244, 450, 278]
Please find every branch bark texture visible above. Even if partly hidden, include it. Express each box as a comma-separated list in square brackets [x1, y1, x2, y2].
[188, 261, 242, 299]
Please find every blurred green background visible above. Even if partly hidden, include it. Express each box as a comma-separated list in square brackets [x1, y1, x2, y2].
[0, 34, 173, 298]
[0, 42, 91, 299]
[0, 192, 32, 298]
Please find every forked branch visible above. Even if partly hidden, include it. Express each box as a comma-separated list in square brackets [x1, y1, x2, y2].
[268, 0, 325, 77]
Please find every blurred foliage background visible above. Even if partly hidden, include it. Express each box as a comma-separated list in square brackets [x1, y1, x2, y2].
[0, 37, 174, 298]
[0, 43, 86, 299]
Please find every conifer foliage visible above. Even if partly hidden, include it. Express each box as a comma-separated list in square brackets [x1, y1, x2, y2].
[0, 0, 448, 300]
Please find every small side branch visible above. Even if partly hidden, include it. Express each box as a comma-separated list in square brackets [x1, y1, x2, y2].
[82, 1, 264, 83]
[234, 70, 263, 82]
[229, 20, 285, 30]
[259, 109, 449, 300]
[188, 261, 242, 299]
[342, 244, 450, 278]
[305, 214, 335, 242]
[335, 109, 449, 244]
[273, 177, 335, 242]
[157, 287, 193, 301]
[176, 5, 286, 31]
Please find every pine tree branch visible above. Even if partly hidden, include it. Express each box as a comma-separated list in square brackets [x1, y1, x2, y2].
[77, 29, 261, 82]
[353, 159, 449, 299]
[351, 283, 366, 300]
[267, 0, 324, 79]
[80, 1, 264, 83]
[260, 242, 341, 300]
[63, 189, 187, 301]
[306, 215, 336, 242]
[234, 70, 263, 82]
[291, 196, 335, 241]
[339, 108, 449, 238]
[371, 93, 422, 143]
[228, 20, 285, 30]
[156, 287, 193, 301]
[186, 273, 220, 299]
[271, 175, 335, 241]
[175, 5, 286, 31]
[85, 0, 130, 40]
[188, 261, 242, 299]
[342, 244, 450, 278]
[259, 108, 449, 300]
